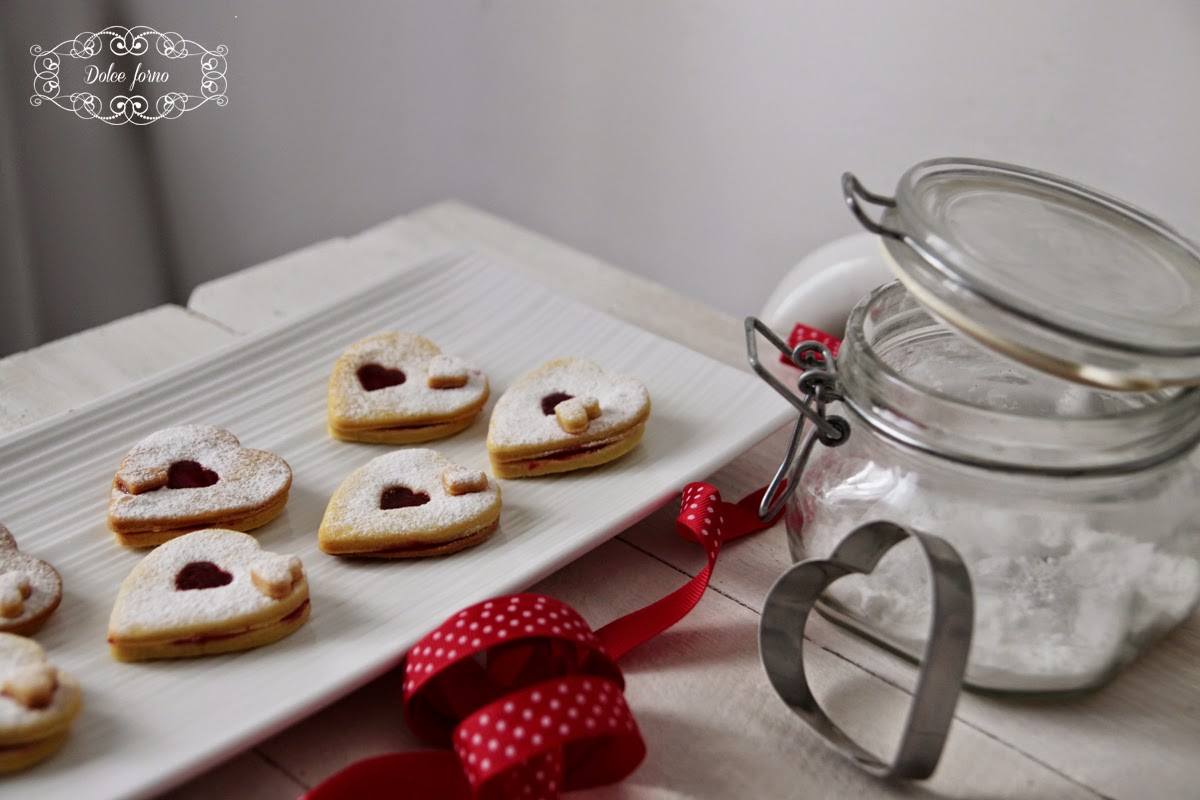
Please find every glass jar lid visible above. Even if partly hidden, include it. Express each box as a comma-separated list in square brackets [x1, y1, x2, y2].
[843, 158, 1200, 390]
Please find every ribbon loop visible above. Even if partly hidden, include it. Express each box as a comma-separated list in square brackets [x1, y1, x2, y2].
[404, 594, 622, 746]
[306, 482, 781, 800]
[456, 676, 644, 797]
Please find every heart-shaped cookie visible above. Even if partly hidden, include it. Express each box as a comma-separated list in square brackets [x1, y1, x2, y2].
[0, 524, 63, 636]
[327, 332, 489, 444]
[487, 359, 650, 477]
[107, 425, 293, 547]
[107, 528, 310, 661]
[0, 633, 83, 773]
[319, 449, 501, 558]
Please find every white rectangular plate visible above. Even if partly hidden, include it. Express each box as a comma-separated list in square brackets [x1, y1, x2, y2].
[0, 252, 791, 799]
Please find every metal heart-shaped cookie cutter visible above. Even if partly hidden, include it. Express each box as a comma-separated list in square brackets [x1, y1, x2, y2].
[759, 521, 973, 779]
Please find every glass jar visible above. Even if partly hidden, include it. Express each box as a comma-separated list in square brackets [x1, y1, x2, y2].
[764, 158, 1200, 693]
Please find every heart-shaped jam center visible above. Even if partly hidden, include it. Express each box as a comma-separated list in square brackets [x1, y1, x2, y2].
[167, 461, 220, 489]
[174, 561, 233, 591]
[380, 486, 431, 509]
[540, 392, 574, 415]
[358, 363, 407, 392]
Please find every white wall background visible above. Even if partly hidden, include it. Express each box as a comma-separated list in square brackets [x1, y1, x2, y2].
[2, 0, 1198, 355]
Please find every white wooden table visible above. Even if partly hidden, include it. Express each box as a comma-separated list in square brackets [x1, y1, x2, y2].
[2, 202, 1196, 799]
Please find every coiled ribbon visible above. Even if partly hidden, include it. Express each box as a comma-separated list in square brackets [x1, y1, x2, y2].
[304, 481, 779, 800]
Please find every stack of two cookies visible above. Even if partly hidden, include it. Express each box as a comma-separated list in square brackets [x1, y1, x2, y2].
[322, 333, 500, 559]
[0, 523, 79, 773]
[0, 634, 83, 773]
[320, 333, 650, 558]
[105, 425, 310, 662]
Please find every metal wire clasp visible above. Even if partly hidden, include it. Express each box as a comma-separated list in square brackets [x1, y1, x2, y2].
[745, 317, 851, 521]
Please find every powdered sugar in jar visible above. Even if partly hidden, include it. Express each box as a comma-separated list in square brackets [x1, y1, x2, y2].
[761, 158, 1200, 693]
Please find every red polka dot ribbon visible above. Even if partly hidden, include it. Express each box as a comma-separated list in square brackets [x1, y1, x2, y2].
[780, 323, 841, 368]
[303, 483, 779, 800]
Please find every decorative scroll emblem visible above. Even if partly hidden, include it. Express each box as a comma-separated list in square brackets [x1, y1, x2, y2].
[30, 26, 227, 125]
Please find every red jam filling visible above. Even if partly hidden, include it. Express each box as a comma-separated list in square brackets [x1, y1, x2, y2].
[358, 363, 406, 391]
[167, 600, 310, 645]
[175, 561, 234, 590]
[281, 598, 310, 623]
[541, 392, 574, 415]
[527, 443, 610, 468]
[167, 460, 219, 489]
[380, 486, 431, 509]
[170, 630, 241, 645]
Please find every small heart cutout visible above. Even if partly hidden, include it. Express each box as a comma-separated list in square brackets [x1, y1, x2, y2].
[380, 486, 431, 509]
[357, 363, 406, 392]
[167, 460, 219, 489]
[540, 392, 574, 415]
[174, 561, 233, 591]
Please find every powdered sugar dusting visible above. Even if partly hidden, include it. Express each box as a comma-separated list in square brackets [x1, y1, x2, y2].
[0, 633, 80, 729]
[328, 333, 488, 425]
[427, 354, 469, 387]
[250, 554, 303, 599]
[487, 359, 649, 451]
[322, 449, 500, 544]
[108, 425, 291, 524]
[0, 571, 30, 614]
[0, 524, 62, 630]
[442, 466, 488, 495]
[109, 529, 305, 639]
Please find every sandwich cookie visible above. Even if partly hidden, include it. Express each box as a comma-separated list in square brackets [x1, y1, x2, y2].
[319, 449, 501, 558]
[107, 425, 292, 548]
[487, 359, 650, 478]
[327, 332, 489, 444]
[107, 529, 310, 661]
[0, 634, 82, 772]
[0, 524, 62, 636]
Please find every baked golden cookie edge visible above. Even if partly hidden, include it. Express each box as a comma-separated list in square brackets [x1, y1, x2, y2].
[319, 449, 501, 558]
[107, 529, 310, 661]
[107, 425, 292, 547]
[0, 524, 63, 636]
[0, 634, 83, 772]
[327, 333, 490, 444]
[486, 358, 650, 477]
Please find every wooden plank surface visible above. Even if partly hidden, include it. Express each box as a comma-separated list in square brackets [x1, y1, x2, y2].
[256, 538, 1096, 799]
[0, 305, 237, 434]
[624, 428, 1200, 800]
[6, 202, 1187, 798]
